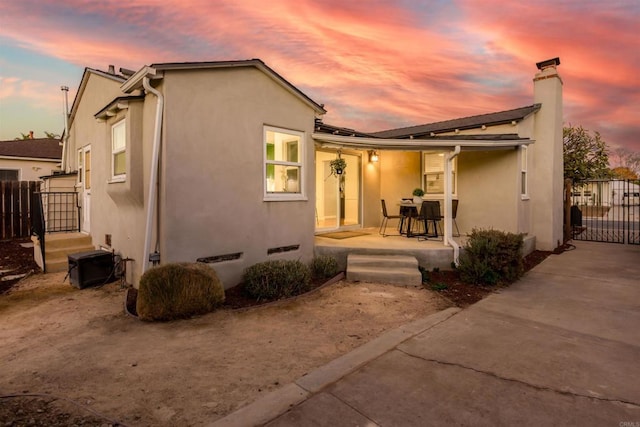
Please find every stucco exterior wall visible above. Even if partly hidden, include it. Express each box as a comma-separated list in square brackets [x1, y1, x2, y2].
[67, 73, 147, 285]
[361, 153, 381, 227]
[380, 151, 421, 207]
[158, 67, 319, 288]
[531, 67, 564, 250]
[0, 158, 59, 181]
[457, 150, 519, 233]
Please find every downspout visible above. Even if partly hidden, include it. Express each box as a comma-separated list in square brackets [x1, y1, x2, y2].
[142, 76, 163, 274]
[444, 146, 461, 265]
[61, 86, 70, 172]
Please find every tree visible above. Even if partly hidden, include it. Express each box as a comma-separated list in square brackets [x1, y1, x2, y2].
[610, 147, 640, 176]
[13, 131, 60, 140]
[44, 131, 61, 139]
[563, 125, 610, 184]
[611, 166, 638, 180]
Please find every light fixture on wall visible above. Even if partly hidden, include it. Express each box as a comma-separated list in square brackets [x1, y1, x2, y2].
[368, 150, 379, 163]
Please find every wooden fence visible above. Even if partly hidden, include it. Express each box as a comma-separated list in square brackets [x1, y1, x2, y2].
[0, 180, 40, 240]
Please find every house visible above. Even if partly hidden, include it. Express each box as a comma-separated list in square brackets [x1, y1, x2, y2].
[40, 57, 564, 288]
[0, 137, 62, 181]
[572, 180, 640, 206]
[314, 58, 564, 259]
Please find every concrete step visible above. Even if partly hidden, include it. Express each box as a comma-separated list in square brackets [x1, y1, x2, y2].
[346, 254, 422, 286]
[45, 259, 70, 273]
[45, 233, 92, 250]
[347, 254, 419, 269]
[46, 245, 96, 263]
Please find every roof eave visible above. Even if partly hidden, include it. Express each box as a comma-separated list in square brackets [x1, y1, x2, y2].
[121, 66, 162, 93]
[312, 133, 534, 151]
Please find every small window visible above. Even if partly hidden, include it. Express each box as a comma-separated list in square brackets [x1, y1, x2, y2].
[521, 146, 528, 198]
[0, 169, 19, 180]
[264, 126, 305, 200]
[112, 120, 126, 179]
[423, 152, 456, 194]
[77, 149, 83, 184]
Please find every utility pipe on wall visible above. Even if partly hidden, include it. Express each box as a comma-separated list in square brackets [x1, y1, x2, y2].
[444, 145, 461, 265]
[61, 86, 70, 172]
[142, 76, 164, 274]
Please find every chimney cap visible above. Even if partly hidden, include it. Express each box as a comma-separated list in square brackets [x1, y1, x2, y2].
[536, 57, 560, 70]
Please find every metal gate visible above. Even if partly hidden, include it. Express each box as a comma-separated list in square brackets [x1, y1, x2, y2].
[570, 179, 639, 245]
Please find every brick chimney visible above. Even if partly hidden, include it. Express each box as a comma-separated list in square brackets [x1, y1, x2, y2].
[29, 130, 34, 139]
[531, 57, 563, 251]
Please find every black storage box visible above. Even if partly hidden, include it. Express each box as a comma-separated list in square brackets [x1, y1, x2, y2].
[68, 250, 115, 289]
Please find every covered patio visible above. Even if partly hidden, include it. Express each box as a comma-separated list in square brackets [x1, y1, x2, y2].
[313, 132, 534, 265]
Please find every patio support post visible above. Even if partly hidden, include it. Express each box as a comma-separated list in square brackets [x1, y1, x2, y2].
[444, 146, 461, 263]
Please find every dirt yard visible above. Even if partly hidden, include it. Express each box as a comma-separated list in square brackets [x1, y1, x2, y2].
[0, 271, 450, 426]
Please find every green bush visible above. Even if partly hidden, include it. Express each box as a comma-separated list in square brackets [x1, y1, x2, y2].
[310, 255, 340, 280]
[137, 263, 225, 321]
[243, 260, 311, 300]
[458, 229, 524, 286]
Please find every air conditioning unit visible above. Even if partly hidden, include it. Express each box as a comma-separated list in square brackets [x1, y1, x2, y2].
[68, 250, 115, 289]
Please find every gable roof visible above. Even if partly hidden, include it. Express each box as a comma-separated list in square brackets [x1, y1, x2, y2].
[0, 138, 62, 160]
[68, 67, 127, 127]
[121, 59, 327, 114]
[371, 104, 541, 139]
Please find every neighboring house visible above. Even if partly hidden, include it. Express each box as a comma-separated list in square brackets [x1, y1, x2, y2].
[0, 138, 62, 181]
[45, 57, 564, 288]
[572, 180, 640, 206]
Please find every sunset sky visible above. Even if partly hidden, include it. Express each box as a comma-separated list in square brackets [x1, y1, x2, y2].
[0, 0, 638, 153]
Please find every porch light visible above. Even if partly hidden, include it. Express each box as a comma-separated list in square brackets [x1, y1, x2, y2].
[368, 150, 379, 163]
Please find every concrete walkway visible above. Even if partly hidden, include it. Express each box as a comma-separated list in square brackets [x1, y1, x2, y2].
[213, 241, 640, 426]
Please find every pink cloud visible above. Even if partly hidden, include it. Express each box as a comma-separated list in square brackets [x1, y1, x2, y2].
[0, 0, 637, 150]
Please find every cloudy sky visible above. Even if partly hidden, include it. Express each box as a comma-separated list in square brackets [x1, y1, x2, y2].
[0, 0, 638, 151]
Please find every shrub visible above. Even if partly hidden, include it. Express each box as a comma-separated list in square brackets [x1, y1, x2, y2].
[137, 263, 225, 321]
[458, 229, 524, 286]
[243, 260, 311, 300]
[310, 255, 340, 280]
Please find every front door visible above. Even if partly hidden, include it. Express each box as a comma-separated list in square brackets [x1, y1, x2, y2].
[79, 146, 91, 233]
[315, 150, 361, 231]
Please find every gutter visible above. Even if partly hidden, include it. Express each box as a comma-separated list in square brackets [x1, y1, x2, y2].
[141, 76, 164, 274]
[444, 146, 461, 265]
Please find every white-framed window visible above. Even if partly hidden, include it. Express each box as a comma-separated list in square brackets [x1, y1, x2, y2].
[111, 120, 126, 180]
[264, 126, 305, 201]
[521, 146, 528, 199]
[423, 152, 456, 194]
[0, 169, 19, 181]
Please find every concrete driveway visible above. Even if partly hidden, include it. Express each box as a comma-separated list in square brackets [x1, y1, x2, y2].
[214, 241, 640, 426]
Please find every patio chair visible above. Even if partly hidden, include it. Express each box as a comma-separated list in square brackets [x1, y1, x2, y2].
[414, 200, 441, 238]
[379, 199, 403, 237]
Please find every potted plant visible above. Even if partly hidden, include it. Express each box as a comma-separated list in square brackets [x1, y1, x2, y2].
[330, 157, 347, 176]
[412, 187, 425, 203]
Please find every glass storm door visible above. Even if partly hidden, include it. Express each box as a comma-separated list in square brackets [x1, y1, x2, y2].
[315, 150, 361, 231]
